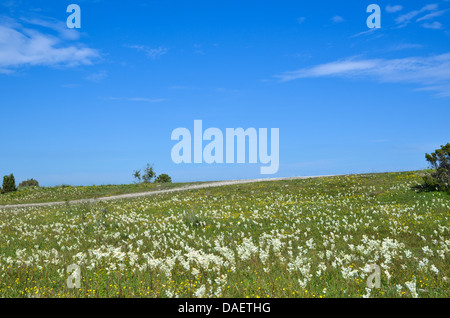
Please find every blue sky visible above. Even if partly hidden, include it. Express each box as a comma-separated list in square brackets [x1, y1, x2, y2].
[1, 0, 449, 186]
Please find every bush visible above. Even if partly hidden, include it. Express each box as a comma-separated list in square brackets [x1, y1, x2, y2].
[133, 164, 171, 184]
[423, 143, 450, 191]
[142, 164, 156, 183]
[2, 174, 17, 194]
[155, 173, 172, 183]
[19, 178, 40, 188]
[133, 170, 142, 183]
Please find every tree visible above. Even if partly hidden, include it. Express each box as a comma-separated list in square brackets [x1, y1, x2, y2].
[133, 170, 142, 183]
[155, 173, 172, 183]
[424, 143, 450, 191]
[142, 164, 156, 183]
[19, 178, 39, 187]
[2, 174, 17, 194]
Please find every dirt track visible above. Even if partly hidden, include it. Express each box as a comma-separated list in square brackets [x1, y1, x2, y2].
[0, 174, 340, 210]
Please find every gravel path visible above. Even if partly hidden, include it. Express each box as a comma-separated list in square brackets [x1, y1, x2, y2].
[0, 174, 340, 210]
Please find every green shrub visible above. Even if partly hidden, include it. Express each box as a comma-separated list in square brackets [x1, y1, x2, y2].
[423, 143, 450, 191]
[2, 174, 17, 194]
[133, 170, 142, 183]
[19, 178, 40, 188]
[142, 164, 156, 183]
[155, 173, 172, 183]
[183, 211, 208, 228]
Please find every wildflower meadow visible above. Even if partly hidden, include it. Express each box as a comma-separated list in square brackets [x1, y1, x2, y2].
[0, 171, 448, 298]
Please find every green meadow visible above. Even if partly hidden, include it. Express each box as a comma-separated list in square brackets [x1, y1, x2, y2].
[0, 181, 203, 206]
[0, 170, 448, 298]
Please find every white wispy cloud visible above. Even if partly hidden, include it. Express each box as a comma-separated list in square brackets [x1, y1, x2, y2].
[416, 9, 449, 21]
[275, 53, 450, 97]
[128, 97, 165, 102]
[395, 4, 439, 27]
[421, 21, 444, 29]
[85, 70, 108, 82]
[277, 59, 378, 80]
[102, 97, 165, 103]
[297, 17, 306, 24]
[0, 15, 99, 73]
[386, 5, 403, 13]
[350, 28, 380, 38]
[169, 85, 199, 90]
[331, 15, 345, 23]
[20, 17, 81, 40]
[385, 43, 423, 51]
[125, 44, 168, 59]
[61, 83, 80, 88]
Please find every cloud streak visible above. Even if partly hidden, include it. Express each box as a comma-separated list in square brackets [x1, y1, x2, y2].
[395, 4, 439, 27]
[85, 70, 108, 82]
[416, 9, 449, 21]
[102, 97, 165, 103]
[125, 44, 168, 59]
[297, 17, 306, 24]
[421, 21, 443, 29]
[275, 53, 450, 97]
[0, 16, 99, 73]
[386, 5, 403, 13]
[331, 16, 345, 23]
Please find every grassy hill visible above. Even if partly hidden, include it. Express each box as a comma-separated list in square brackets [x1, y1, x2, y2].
[0, 181, 204, 206]
[0, 170, 448, 298]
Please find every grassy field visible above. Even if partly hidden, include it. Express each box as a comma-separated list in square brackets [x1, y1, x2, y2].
[0, 170, 448, 298]
[0, 181, 205, 206]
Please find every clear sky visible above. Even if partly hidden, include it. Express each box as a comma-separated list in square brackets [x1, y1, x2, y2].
[1, 0, 449, 186]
